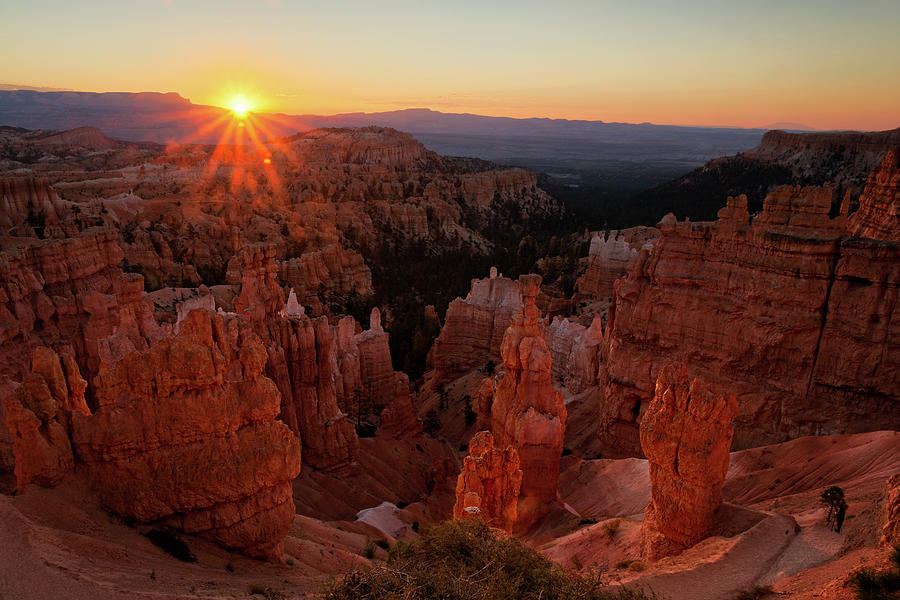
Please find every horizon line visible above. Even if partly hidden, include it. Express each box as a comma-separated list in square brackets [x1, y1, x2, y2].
[2, 84, 882, 133]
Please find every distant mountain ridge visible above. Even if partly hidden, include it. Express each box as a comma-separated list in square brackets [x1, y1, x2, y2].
[0, 89, 767, 191]
[0, 89, 765, 143]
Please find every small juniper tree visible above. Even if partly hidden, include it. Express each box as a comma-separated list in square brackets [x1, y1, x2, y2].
[820, 486, 845, 528]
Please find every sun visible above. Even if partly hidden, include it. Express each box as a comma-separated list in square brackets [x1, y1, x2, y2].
[228, 95, 254, 117]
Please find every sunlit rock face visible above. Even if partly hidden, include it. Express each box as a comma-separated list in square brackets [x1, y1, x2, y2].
[846, 149, 900, 242]
[2, 126, 561, 323]
[490, 274, 566, 531]
[453, 430, 522, 533]
[71, 309, 301, 561]
[232, 244, 359, 474]
[1, 346, 88, 490]
[640, 364, 738, 560]
[0, 229, 162, 385]
[600, 172, 900, 457]
[276, 244, 372, 316]
[430, 269, 523, 381]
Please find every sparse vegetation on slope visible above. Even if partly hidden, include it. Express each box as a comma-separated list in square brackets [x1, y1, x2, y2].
[324, 519, 655, 600]
[850, 546, 900, 600]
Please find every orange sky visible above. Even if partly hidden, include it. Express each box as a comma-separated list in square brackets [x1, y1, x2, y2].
[2, 1, 898, 130]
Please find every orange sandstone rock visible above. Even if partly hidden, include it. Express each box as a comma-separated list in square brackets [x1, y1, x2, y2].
[491, 274, 566, 531]
[71, 309, 301, 561]
[266, 313, 359, 475]
[575, 227, 658, 300]
[454, 430, 522, 532]
[640, 364, 738, 560]
[545, 314, 603, 393]
[601, 177, 900, 457]
[430, 269, 522, 380]
[881, 473, 900, 547]
[471, 376, 496, 432]
[377, 373, 422, 439]
[0, 230, 161, 383]
[355, 308, 396, 411]
[0, 345, 91, 489]
[846, 149, 900, 242]
[232, 244, 359, 474]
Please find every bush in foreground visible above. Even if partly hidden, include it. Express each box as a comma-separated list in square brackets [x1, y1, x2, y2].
[850, 545, 900, 600]
[324, 519, 654, 600]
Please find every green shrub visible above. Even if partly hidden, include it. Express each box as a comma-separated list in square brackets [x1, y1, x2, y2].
[143, 527, 196, 562]
[626, 561, 647, 573]
[850, 545, 900, 600]
[324, 519, 654, 600]
[361, 539, 376, 559]
[603, 520, 621, 540]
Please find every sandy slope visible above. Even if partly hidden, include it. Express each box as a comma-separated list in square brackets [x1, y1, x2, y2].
[0, 480, 381, 599]
[1, 431, 897, 599]
[543, 430, 900, 599]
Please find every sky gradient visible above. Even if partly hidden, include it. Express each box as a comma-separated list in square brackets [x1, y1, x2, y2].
[2, 0, 898, 130]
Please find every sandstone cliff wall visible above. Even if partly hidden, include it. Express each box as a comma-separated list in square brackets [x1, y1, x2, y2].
[601, 158, 900, 456]
[430, 268, 522, 380]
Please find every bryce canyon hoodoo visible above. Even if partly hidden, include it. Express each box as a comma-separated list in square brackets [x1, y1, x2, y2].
[1, 5, 898, 598]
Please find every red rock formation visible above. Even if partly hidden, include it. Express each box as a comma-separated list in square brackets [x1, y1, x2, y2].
[294, 126, 432, 169]
[278, 243, 372, 314]
[471, 377, 495, 432]
[0, 178, 70, 238]
[266, 314, 360, 475]
[453, 431, 522, 532]
[491, 274, 566, 530]
[545, 314, 603, 393]
[0, 230, 162, 384]
[601, 178, 900, 457]
[377, 373, 423, 439]
[232, 244, 285, 322]
[31, 126, 117, 150]
[846, 149, 900, 241]
[430, 268, 522, 380]
[175, 287, 216, 327]
[881, 473, 900, 547]
[355, 308, 396, 411]
[746, 129, 900, 165]
[0, 346, 88, 489]
[232, 244, 359, 474]
[576, 227, 659, 300]
[332, 316, 363, 412]
[640, 364, 738, 560]
[72, 309, 301, 560]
